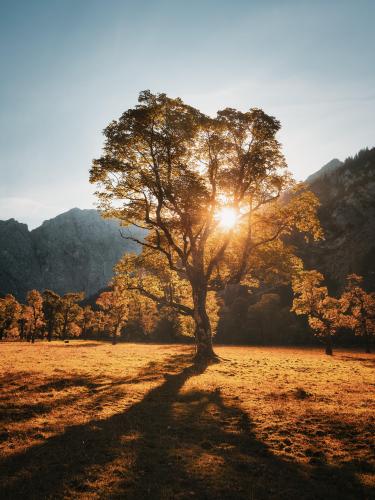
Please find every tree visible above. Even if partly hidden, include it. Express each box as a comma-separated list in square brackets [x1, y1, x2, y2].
[90, 90, 321, 361]
[0, 294, 21, 340]
[18, 304, 29, 341]
[124, 293, 158, 340]
[292, 271, 342, 355]
[340, 274, 375, 353]
[56, 292, 84, 340]
[42, 290, 61, 342]
[96, 287, 129, 344]
[90, 310, 107, 339]
[247, 293, 285, 345]
[79, 306, 96, 338]
[26, 290, 45, 343]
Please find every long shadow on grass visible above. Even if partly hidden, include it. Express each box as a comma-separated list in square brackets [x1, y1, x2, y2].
[0, 353, 372, 500]
[338, 354, 375, 368]
[46, 342, 102, 348]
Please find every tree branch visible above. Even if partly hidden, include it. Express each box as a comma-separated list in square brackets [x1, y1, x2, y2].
[127, 286, 194, 317]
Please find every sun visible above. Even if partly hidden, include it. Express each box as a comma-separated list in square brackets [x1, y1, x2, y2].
[217, 207, 238, 230]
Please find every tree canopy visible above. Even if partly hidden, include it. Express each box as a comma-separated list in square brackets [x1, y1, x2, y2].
[90, 90, 321, 361]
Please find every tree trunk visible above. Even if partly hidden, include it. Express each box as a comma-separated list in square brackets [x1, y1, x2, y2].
[19, 321, 25, 341]
[47, 322, 53, 342]
[364, 333, 371, 354]
[62, 315, 68, 340]
[325, 334, 333, 355]
[112, 329, 117, 345]
[192, 286, 218, 362]
[112, 320, 121, 345]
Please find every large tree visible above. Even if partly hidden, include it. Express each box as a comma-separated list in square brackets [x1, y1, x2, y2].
[90, 91, 321, 361]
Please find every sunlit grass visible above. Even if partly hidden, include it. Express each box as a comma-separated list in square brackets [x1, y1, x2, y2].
[0, 342, 374, 498]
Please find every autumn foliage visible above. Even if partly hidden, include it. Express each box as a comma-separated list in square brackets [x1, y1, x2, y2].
[340, 274, 375, 353]
[90, 90, 322, 360]
[292, 271, 342, 355]
[292, 271, 375, 354]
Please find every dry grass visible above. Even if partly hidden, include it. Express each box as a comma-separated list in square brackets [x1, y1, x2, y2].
[0, 342, 374, 499]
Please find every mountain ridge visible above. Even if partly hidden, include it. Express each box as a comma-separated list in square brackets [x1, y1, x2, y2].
[1, 147, 374, 300]
[305, 158, 343, 184]
[0, 208, 143, 300]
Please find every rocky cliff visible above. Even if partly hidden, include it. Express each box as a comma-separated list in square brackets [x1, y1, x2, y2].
[0, 208, 143, 300]
[0, 219, 42, 300]
[301, 147, 375, 292]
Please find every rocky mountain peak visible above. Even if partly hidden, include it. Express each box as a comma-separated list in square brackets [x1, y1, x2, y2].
[0, 210, 143, 301]
[305, 158, 343, 184]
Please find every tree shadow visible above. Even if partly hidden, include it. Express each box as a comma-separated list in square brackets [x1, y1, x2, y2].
[46, 342, 102, 348]
[0, 356, 188, 428]
[337, 354, 375, 368]
[0, 353, 372, 499]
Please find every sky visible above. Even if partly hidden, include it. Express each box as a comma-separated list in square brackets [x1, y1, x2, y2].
[0, 0, 374, 229]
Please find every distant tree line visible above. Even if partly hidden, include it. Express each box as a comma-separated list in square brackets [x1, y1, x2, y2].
[216, 272, 375, 354]
[0, 288, 195, 345]
[0, 272, 373, 354]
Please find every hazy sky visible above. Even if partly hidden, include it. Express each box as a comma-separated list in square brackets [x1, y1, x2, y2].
[0, 0, 374, 228]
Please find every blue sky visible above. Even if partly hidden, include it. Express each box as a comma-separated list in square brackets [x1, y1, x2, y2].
[0, 0, 374, 228]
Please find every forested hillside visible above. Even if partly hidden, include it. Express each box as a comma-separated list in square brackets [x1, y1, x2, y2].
[217, 147, 375, 345]
[303, 147, 375, 292]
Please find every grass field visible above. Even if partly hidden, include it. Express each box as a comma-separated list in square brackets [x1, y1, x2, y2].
[0, 342, 374, 499]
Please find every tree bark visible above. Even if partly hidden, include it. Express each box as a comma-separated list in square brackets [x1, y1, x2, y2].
[364, 333, 371, 354]
[19, 320, 25, 341]
[192, 286, 218, 362]
[62, 318, 68, 340]
[47, 323, 53, 342]
[325, 334, 333, 355]
[112, 320, 121, 345]
[112, 329, 117, 345]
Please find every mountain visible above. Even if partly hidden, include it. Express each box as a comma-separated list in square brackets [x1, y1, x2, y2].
[0, 219, 42, 300]
[301, 147, 375, 292]
[305, 158, 343, 184]
[0, 208, 143, 301]
[1, 148, 374, 301]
